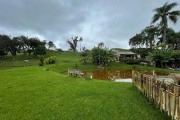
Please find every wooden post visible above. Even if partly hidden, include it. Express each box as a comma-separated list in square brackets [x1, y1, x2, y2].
[150, 77, 153, 101]
[177, 87, 179, 120]
[172, 86, 177, 120]
[167, 86, 171, 116]
[177, 96, 180, 120]
[144, 75, 146, 95]
[151, 77, 154, 102]
[157, 81, 161, 109]
[164, 85, 167, 112]
[141, 73, 143, 92]
[132, 70, 134, 86]
[160, 88, 163, 112]
[154, 82, 157, 105]
[148, 77, 150, 100]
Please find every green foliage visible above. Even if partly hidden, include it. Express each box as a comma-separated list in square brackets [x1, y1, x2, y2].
[151, 2, 180, 44]
[45, 56, 57, 64]
[91, 42, 115, 66]
[38, 55, 44, 66]
[125, 58, 139, 64]
[80, 47, 90, 64]
[34, 45, 46, 56]
[91, 47, 108, 66]
[0, 50, 6, 56]
[131, 48, 152, 59]
[148, 48, 174, 67]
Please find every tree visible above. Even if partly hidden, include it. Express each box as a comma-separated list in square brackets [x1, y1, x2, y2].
[18, 35, 29, 56]
[151, 2, 180, 44]
[91, 42, 114, 66]
[28, 37, 44, 56]
[47, 41, 56, 49]
[148, 46, 174, 68]
[66, 36, 83, 53]
[97, 42, 104, 65]
[0, 34, 10, 57]
[9, 37, 22, 61]
[129, 34, 143, 49]
[80, 47, 90, 64]
[166, 29, 180, 49]
[34, 45, 46, 56]
[141, 25, 159, 50]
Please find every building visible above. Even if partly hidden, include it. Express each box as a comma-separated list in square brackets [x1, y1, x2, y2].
[111, 49, 140, 61]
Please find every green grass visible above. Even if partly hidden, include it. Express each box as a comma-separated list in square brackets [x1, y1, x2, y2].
[0, 51, 174, 119]
[0, 66, 170, 120]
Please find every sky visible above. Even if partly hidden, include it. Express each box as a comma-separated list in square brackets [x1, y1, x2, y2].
[0, 0, 180, 51]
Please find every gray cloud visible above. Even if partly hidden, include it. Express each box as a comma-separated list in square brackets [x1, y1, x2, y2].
[0, 0, 180, 50]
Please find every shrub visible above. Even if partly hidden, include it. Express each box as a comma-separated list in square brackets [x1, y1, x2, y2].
[38, 55, 44, 66]
[125, 58, 138, 64]
[45, 56, 57, 64]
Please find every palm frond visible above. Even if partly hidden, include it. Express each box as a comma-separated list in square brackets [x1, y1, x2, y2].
[153, 7, 163, 13]
[168, 10, 180, 16]
[169, 15, 178, 23]
[98, 42, 104, 48]
[165, 2, 178, 12]
[151, 13, 161, 24]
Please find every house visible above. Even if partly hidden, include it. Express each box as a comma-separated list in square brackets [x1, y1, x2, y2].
[111, 49, 140, 61]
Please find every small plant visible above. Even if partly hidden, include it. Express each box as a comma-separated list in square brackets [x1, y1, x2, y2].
[45, 56, 57, 64]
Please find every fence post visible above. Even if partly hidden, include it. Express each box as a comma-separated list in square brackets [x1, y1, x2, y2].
[150, 77, 153, 101]
[151, 77, 154, 102]
[160, 87, 163, 112]
[132, 70, 135, 86]
[168, 86, 171, 116]
[158, 81, 162, 111]
[164, 85, 167, 112]
[172, 86, 177, 120]
[177, 87, 179, 120]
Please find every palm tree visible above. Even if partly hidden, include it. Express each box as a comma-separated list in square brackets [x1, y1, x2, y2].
[151, 2, 180, 44]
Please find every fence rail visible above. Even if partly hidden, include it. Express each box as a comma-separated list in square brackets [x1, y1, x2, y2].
[132, 70, 180, 120]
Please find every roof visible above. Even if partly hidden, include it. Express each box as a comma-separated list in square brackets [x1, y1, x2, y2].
[116, 51, 136, 55]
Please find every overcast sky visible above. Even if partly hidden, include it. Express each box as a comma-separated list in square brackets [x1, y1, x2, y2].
[0, 0, 180, 50]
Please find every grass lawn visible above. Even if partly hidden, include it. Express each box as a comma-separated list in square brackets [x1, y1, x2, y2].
[0, 51, 174, 119]
[0, 66, 170, 120]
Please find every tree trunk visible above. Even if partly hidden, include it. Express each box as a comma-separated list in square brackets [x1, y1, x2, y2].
[13, 55, 16, 61]
[163, 26, 166, 43]
[162, 24, 167, 52]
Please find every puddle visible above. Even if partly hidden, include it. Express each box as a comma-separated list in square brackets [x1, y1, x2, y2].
[65, 69, 169, 82]
[82, 69, 168, 81]
[115, 78, 132, 82]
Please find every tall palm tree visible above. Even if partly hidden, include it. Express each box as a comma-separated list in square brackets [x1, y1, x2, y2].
[151, 2, 180, 44]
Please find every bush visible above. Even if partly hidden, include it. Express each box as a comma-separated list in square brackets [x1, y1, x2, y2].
[45, 56, 57, 64]
[38, 55, 44, 66]
[125, 58, 138, 64]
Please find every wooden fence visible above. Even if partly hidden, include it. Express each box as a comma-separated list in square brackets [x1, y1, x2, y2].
[132, 70, 180, 120]
[68, 69, 83, 77]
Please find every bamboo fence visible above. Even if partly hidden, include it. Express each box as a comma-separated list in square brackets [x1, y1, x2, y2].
[132, 70, 180, 120]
